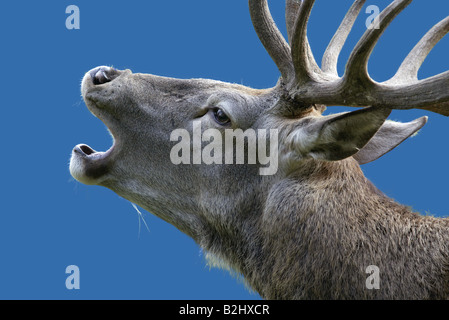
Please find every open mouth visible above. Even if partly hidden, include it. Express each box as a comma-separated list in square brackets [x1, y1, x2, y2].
[73, 143, 113, 160]
[70, 66, 121, 185]
[77, 144, 96, 155]
[70, 142, 114, 185]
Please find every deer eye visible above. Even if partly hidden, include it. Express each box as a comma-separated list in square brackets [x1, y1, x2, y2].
[212, 108, 231, 125]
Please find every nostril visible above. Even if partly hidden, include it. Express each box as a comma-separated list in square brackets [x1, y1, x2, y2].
[90, 66, 117, 85]
[93, 70, 109, 85]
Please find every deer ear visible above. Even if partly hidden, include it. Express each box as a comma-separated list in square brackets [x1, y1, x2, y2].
[353, 116, 428, 165]
[286, 107, 392, 162]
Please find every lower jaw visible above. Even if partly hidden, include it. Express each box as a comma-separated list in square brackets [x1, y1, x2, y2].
[70, 144, 113, 185]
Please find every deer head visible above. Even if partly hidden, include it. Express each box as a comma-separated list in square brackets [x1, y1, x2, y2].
[69, 0, 449, 299]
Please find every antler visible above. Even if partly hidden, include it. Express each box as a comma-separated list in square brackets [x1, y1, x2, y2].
[249, 0, 295, 83]
[249, 0, 449, 116]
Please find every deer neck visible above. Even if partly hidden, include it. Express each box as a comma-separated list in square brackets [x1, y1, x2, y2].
[199, 158, 449, 299]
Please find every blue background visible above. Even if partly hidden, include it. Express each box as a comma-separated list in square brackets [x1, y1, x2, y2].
[0, 0, 448, 299]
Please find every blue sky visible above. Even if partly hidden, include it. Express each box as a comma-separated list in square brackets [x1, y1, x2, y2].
[1, 0, 449, 299]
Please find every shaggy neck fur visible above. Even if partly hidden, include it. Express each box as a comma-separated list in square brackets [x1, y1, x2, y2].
[200, 158, 449, 299]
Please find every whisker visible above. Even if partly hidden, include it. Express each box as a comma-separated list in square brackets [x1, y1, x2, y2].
[131, 203, 150, 237]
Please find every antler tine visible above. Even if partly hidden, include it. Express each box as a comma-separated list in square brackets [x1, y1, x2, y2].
[286, 0, 301, 45]
[251, 1, 449, 116]
[344, 0, 412, 86]
[290, 0, 323, 85]
[249, 0, 295, 84]
[322, 0, 367, 77]
[388, 16, 449, 85]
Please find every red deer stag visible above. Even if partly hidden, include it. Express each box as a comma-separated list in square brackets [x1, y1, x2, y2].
[70, 0, 449, 299]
